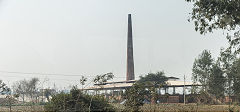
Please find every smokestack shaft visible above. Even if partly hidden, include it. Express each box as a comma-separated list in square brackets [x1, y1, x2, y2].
[126, 14, 135, 80]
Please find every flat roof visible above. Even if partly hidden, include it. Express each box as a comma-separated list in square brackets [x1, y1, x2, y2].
[94, 80, 136, 85]
[94, 76, 180, 85]
[84, 80, 200, 90]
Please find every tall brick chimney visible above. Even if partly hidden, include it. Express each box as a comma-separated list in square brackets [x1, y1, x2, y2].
[126, 14, 135, 81]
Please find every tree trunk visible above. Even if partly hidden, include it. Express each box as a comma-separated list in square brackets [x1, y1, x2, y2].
[151, 88, 157, 104]
[151, 97, 156, 104]
[23, 94, 25, 103]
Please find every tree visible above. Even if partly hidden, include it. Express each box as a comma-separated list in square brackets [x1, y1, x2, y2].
[6, 92, 18, 112]
[80, 76, 87, 90]
[44, 87, 114, 112]
[124, 83, 148, 112]
[219, 48, 236, 75]
[186, 0, 240, 52]
[26, 78, 39, 102]
[44, 88, 56, 102]
[208, 62, 226, 99]
[93, 72, 114, 85]
[91, 73, 114, 111]
[0, 80, 10, 94]
[0, 80, 13, 111]
[76, 76, 88, 109]
[138, 71, 168, 104]
[123, 71, 167, 111]
[12, 78, 39, 103]
[93, 72, 114, 93]
[192, 50, 214, 91]
[12, 80, 28, 102]
[230, 58, 240, 101]
[218, 48, 236, 99]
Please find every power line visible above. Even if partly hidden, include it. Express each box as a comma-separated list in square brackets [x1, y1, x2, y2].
[0, 70, 86, 77]
[0, 70, 126, 78]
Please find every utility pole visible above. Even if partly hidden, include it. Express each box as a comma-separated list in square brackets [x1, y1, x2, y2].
[184, 75, 186, 105]
[228, 78, 231, 112]
[41, 78, 49, 102]
[64, 87, 66, 112]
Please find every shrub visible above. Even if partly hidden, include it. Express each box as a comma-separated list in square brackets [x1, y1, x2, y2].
[44, 87, 114, 112]
[123, 83, 148, 112]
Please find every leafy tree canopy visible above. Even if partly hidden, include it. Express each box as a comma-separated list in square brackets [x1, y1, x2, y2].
[230, 58, 240, 99]
[0, 80, 10, 94]
[80, 76, 87, 86]
[138, 71, 168, 88]
[208, 63, 226, 99]
[124, 71, 168, 111]
[186, 0, 240, 52]
[123, 82, 149, 112]
[94, 72, 114, 85]
[45, 87, 114, 111]
[192, 50, 213, 88]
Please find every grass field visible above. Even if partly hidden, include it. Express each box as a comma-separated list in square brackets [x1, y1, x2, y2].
[141, 104, 240, 112]
[0, 104, 240, 111]
[0, 105, 44, 112]
[112, 103, 240, 112]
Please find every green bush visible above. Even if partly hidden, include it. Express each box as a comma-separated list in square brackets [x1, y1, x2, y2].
[44, 87, 114, 112]
[123, 83, 149, 112]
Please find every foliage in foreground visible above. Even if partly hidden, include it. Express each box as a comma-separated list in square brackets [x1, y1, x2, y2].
[192, 49, 240, 103]
[44, 87, 114, 112]
[12, 78, 39, 103]
[138, 72, 168, 104]
[0, 80, 10, 94]
[192, 50, 227, 101]
[123, 82, 148, 112]
[186, 0, 240, 52]
[123, 72, 167, 112]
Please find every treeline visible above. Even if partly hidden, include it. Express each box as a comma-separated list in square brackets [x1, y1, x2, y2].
[0, 72, 116, 111]
[192, 48, 240, 101]
[44, 72, 115, 111]
[0, 77, 57, 108]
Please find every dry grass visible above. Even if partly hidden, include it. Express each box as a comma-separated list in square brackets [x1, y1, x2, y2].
[112, 103, 240, 112]
[1, 103, 240, 112]
[0, 105, 44, 112]
[141, 104, 240, 112]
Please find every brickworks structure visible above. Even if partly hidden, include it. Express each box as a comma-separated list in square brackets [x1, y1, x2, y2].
[126, 14, 135, 81]
[84, 14, 201, 103]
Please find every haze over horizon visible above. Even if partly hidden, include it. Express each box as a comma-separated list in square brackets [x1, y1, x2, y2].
[0, 0, 228, 88]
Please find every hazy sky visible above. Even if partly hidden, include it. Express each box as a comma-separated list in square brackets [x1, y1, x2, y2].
[0, 0, 228, 88]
